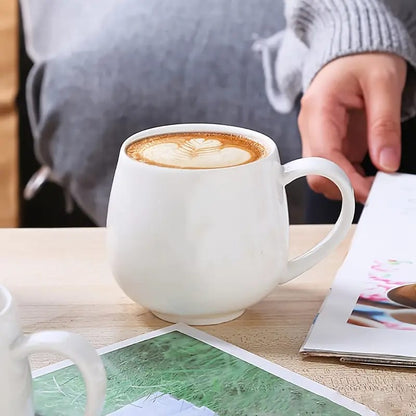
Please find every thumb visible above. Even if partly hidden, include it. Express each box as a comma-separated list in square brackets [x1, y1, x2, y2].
[364, 75, 402, 172]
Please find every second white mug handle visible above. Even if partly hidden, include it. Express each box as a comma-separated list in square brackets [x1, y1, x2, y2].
[13, 330, 106, 416]
[281, 157, 355, 283]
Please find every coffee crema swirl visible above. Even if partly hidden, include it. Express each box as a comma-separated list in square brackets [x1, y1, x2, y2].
[126, 132, 267, 169]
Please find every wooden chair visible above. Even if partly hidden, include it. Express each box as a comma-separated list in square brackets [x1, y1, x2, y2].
[0, 0, 18, 227]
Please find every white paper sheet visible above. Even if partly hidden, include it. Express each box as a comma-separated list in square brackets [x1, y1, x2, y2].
[108, 392, 217, 415]
[301, 172, 416, 365]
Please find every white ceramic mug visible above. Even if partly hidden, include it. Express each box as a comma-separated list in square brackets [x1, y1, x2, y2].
[0, 285, 106, 415]
[107, 124, 355, 325]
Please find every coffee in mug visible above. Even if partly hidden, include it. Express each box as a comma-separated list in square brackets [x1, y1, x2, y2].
[107, 124, 355, 325]
[126, 132, 267, 169]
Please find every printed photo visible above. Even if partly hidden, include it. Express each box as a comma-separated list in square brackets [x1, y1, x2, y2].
[348, 259, 416, 330]
[33, 325, 370, 416]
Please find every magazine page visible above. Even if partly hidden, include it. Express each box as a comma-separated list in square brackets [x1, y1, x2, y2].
[301, 173, 416, 365]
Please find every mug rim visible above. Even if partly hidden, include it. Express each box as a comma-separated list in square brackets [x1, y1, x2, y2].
[386, 283, 416, 308]
[0, 285, 12, 317]
[119, 123, 279, 171]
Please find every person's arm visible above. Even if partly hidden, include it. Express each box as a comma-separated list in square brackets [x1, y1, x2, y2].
[286, 1, 416, 113]
[299, 53, 406, 203]
[273, 0, 416, 202]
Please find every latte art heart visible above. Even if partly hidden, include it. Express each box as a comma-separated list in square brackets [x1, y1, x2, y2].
[141, 138, 252, 168]
[126, 132, 266, 169]
[179, 138, 229, 159]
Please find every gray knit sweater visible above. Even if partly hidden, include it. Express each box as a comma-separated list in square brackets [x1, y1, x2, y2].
[255, 0, 416, 120]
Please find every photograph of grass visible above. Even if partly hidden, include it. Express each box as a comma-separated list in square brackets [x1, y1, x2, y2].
[33, 324, 375, 416]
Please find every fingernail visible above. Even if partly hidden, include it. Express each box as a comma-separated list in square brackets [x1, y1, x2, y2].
[379, 147, 400, 172]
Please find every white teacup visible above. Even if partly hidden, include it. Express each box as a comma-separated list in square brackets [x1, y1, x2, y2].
[107, 124, 355, 325]
[0, 285, 106, 415]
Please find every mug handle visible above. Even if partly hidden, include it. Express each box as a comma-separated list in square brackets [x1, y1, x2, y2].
[13, 330, 106, 416]
[280, 157, 355, 283]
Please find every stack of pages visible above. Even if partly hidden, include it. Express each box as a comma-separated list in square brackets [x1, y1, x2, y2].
[301, 172, 416, 367]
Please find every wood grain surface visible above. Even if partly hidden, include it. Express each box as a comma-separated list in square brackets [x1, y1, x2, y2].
[0, 226, 414, 416]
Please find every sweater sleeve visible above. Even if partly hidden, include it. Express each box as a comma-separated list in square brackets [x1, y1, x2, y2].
[256, 0, 416, 120]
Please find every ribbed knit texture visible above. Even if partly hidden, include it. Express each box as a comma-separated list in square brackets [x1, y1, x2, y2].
[257, 0, 416, 120]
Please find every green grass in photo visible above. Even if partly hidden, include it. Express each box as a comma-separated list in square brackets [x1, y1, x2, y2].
[34, 331, 359, 416]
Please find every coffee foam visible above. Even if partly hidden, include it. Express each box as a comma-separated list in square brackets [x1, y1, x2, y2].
[126, 132, 266, 169]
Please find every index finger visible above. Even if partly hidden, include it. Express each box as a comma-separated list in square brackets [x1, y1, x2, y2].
[299, 102, 373, 203]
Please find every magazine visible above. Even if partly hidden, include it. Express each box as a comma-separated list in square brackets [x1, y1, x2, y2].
[33, 324, 375, 415]
[301, 172, 416, 366]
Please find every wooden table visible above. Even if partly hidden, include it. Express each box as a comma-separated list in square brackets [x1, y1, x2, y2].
[0, 226, 414, 416]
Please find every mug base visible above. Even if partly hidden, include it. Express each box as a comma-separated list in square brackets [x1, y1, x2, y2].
[151, 309, 245, 325]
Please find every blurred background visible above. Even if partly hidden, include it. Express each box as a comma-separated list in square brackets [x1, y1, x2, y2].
[1, 0, 306, 228]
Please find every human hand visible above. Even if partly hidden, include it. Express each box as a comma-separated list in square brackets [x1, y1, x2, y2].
[298, 53, 407, 203]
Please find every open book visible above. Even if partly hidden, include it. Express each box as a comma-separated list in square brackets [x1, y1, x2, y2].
[301, 172, 416, 367]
